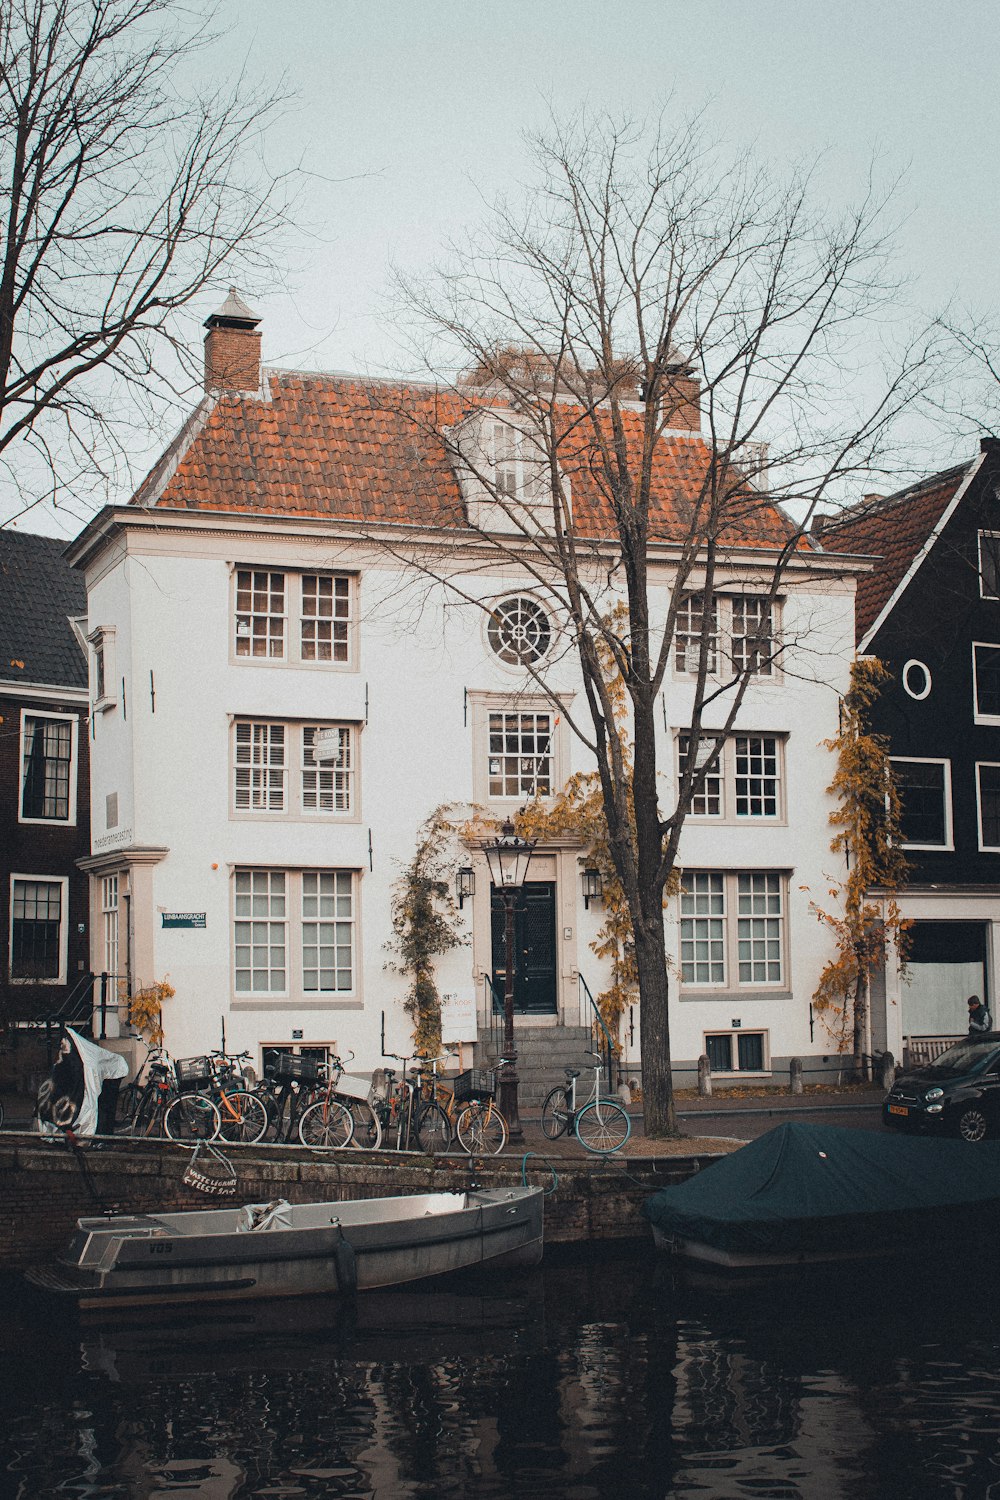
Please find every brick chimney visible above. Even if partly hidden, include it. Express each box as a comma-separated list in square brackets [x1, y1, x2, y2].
[641, 360, 701, 432]
[203, 288, 262, 393]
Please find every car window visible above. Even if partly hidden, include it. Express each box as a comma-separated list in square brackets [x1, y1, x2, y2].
[926, 1040, 1000, 1075]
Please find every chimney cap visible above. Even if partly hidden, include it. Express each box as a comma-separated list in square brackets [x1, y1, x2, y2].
[204, 287, 261, 331]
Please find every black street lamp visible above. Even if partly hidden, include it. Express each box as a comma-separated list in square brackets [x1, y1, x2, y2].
[480, 818, 536, 1141]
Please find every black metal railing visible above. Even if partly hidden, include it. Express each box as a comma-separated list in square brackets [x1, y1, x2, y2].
[578, 973, 616, 1090]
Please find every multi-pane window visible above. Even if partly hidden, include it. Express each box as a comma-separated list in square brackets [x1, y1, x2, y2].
[737, 873, 783, 983]
[234, 569, 355, 666]
[301, 574, 351, 662]
[20, 713, 74, 822]
[488, 711, 553, 798]
[674, 596, 719, 673]
[490, 421, 544, 502]
[979, 532, 1000, 599]
[235, 570, 285, 658]
[731, 597, 774, 676]
[977, 764, 1000, 850]
[680, 874, 726, 984]
[705, 1031, 767, 1073]
[302, 872, 354, 992]
[233, 869, 356, 999]
[674, 595, 777, 677]
[892, 758, 951, 848]
[234, 870, 287, 992]
[10, 877, 65, 982]
[233, 721, 356, 817]
[101, 875, 119, 980]
[678, 733, 782, 820]
[487, 596, 552, 666]
[681, 871, 786, 989]
[302, 726, 353, 813]
[234, 722, 286, 812]
[973, 643, 1000, 721]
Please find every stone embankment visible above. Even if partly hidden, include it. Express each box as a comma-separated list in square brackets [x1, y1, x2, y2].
[0, 1131, 722, 1271]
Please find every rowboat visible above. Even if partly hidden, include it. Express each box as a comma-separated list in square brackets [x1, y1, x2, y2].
[642, 1120, 1000, 1272]
[26, 1187, 544, 1309]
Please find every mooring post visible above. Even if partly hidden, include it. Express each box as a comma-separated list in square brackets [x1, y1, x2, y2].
[697, 1054, 712, 1097]
[790, 1057, 803, 1095]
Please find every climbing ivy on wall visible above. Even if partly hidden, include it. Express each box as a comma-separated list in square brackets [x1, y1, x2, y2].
[387, 806, 467, 1058]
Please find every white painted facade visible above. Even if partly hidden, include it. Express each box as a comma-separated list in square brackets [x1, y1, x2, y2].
[71, 496, 861, 1088]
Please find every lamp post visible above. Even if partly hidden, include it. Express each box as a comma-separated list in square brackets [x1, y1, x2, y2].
[480, 818, 536, 1141]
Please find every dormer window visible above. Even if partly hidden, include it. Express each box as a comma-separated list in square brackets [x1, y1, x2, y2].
[448, 409, 568, 533]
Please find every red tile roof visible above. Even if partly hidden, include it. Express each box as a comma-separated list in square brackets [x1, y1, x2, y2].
[135, 371, 800, 550]
[818, 464, 971, 642]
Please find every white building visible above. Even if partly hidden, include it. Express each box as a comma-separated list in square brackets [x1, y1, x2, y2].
[67, 295, 864, 1091]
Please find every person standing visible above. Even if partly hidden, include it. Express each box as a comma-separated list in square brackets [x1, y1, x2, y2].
[967, 995, 993, 1034]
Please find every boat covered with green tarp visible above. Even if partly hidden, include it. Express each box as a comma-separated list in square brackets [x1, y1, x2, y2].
[642, 1121, 1000, 1269]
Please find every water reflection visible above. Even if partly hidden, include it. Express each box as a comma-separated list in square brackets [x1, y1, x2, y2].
[3, 1251, 998, 1498]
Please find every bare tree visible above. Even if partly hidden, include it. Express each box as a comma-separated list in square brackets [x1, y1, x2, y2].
[379, 112, 941, 1136]
[0, 0, 290, 525]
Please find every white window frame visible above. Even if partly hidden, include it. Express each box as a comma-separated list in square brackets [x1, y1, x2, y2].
[469, 691, 570, 807]
[87, 626, 116, 712]
[231, 867, 359, 1006]
[704, 1029, 771, 1076]
[680, 870, 788, 993]
[231, 567, 358, 670]
[677, 732, 785, 822]
[486, 594, 554, 669]
[972, 642, 1000, 725]
[101, 874, 120, 979]
[487, 708, 555, 801]
[9, 874, 69, 985]
[891, 756, 954, 851]
[673, 595, 780, 680]
[902, 659, 932, 701]
[231, 719, 359, 820]
[976, 762, 1000, 852]
[979, 531, 1000, 600]
[18, 709, 78, 826]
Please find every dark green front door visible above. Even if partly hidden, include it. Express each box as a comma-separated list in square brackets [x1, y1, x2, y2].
[491, 881, 558, 1015]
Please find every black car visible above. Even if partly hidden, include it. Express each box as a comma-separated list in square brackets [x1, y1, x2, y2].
[883, 1035, 1000, 1141]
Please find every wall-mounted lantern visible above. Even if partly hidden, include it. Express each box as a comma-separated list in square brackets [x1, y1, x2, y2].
[582, 868, 603, 909]
[456, 867, 475, 910]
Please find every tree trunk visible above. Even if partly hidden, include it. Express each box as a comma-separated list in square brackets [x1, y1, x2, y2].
[635, 913, 677, 1137]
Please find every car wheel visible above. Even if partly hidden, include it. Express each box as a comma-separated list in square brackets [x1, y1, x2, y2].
[956, 1106, 989, 1143]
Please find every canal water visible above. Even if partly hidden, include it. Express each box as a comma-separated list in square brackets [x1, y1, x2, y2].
[2, 1246, 996, 1499]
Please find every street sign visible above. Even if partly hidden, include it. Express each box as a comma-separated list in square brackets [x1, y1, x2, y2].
[161, 912, 206, 929]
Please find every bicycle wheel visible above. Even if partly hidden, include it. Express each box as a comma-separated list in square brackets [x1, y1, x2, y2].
[343, 1098, 383, 1150]
[415, 1100, 452, 1153]
[216, 1090, 268, 1144]
[456, 1100, 508, 1156]
[541, 1086, 570, 1139]
[114, 1082, 139, 1131]
[298, 1097, 354, 1149]
[164, 1093, 220, 1142]
[575, 1098, 631, 1154]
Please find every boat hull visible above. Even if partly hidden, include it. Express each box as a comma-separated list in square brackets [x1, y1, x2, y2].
[26, 1188, 544, 1309]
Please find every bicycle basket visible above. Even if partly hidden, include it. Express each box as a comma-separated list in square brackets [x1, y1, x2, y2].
[181, 1142, 237, 1196]
[272, 1052, 321, 1084]
[454, 1068, 496, 1102]
[174, 1056, 214, 1093]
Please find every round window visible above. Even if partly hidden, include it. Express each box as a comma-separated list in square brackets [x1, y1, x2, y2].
[487, 596, 552, 666]
[902, 659, 932, 701]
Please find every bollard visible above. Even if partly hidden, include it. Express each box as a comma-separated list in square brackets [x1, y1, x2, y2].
[697, 1054, 712, 1097]
[880, 1052, 895, 1091]
[790, 1057, 803, 1095]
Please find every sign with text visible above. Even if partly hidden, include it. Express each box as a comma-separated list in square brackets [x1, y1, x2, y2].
[312, 728, 344, 763]
[440, 988, 477, 1043]
[161, 912, 207, 929]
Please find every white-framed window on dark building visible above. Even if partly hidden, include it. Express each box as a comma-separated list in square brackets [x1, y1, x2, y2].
[891, 757, 953, 849]
[973, 643, 1000, 723]
[677, 733, 783, 821]
[9, 876, 67, 983]
[680, 871, 786, 990]
[488, 710, 553, 799]
[902, 659, 932, 700]
[976, 763, 1000, 851]
[233, 568, 356, 668]
[19, 711, 77, 824]
[979, 531, 1000, 600]
[705, 1030, 769, 1074]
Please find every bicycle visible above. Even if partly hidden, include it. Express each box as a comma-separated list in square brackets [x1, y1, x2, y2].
[201, 1052, 268, 1144]
[450, 1064, 509, 1155]
[297, 1052, 383, 1150]
[373, 1053, 450, 1153]
[162, 1056, 226, 1143]
[540, 1052, 631, 1154]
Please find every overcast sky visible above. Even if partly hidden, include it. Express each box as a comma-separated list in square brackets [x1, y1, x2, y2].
[18, 0, 1000, 535]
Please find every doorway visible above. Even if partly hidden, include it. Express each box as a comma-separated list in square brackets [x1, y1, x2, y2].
[490, 881, 558, 1015]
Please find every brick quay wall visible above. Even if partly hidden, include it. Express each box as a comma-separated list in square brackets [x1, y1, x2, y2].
[0, 1133, 715, 1270]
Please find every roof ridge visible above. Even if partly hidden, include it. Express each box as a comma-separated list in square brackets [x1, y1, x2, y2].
[822, 460, 972, 532]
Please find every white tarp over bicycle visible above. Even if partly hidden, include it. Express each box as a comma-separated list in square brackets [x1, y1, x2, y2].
[37, 1027, 128, 1137]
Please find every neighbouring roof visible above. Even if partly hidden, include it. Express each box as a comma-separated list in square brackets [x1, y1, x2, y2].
[0, 529, 87, 690]
[818, 461, 973, 643]
[131, 370, 802, 552]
